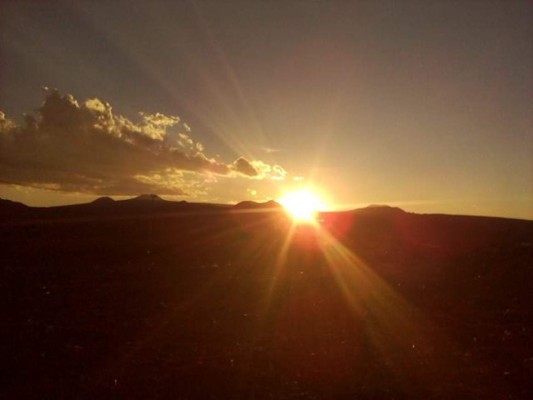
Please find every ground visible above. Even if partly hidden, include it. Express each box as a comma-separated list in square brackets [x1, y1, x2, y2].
[1, 205, 532, 399]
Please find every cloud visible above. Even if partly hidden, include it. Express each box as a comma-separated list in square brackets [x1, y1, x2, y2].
[250, 160, 287, 180]
[229, 157, 287, 179]
[231, 157, 258, 177]
[262, 146, 282, 154]
[0, 88, 286, 195]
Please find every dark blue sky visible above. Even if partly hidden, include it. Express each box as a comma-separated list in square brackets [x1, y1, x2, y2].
[1, 1, 531, 219]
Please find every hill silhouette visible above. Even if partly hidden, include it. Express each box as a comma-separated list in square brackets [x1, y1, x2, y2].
[1, 197, 532, 399]
[0, 195, 236, 222]
[0, 197, 28, 209]
[90, 196, 115, 205]
[126, 194, 166, 203]
[232, 199, 283, 210]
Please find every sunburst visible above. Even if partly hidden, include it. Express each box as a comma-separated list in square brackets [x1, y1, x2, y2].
[277, 188, 325, 224]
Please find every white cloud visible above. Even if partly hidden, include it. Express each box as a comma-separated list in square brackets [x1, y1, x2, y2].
[0, 88, 287, 195]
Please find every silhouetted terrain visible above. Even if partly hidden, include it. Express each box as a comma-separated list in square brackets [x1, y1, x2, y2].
[1, 198, 532, 399]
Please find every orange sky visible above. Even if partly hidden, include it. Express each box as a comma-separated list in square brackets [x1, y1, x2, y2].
[0, 1, 531, 220]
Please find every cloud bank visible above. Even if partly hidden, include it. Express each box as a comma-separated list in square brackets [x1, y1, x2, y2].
[0, 89, 286, 195]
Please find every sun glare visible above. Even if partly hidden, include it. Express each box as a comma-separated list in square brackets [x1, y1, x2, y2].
[277, 189, 325, 223]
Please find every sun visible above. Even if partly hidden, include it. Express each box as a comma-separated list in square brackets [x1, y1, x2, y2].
[277, 189, 325, 223]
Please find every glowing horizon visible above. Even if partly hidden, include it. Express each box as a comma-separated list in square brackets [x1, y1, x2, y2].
[0, 2, 531, 221]
[277, 188, 327, 224]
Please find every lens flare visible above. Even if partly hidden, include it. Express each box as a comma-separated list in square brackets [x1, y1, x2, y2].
[277, 188, 325, 223]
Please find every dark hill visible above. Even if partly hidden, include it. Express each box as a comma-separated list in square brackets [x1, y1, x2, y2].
[0, 198, 31, 220]
[126, 194, 166, 203]
[90, 196, 115, 205]
[232, 200, 283, 210]
[362, 204, 406, 214]
[1, 197, 532, 399]
[0, 195, 230, 222]
[0, 197, 28, 212]
[0, 197, 28, 209]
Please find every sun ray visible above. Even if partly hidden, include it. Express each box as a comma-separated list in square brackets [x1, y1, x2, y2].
[277, 188, 325, 224]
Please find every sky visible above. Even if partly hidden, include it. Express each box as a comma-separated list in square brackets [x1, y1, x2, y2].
[0, 0, 532, 219]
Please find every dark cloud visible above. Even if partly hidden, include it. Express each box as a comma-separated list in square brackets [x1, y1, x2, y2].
[0, 89, 286, 195]
[231, 157, 258, 177]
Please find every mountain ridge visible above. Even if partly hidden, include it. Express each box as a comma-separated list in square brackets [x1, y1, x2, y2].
[1, 196, 531, 225]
